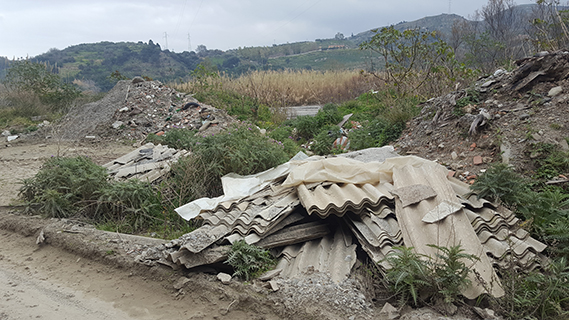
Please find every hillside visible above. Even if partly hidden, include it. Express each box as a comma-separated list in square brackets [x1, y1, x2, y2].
[32, 41, 202, 92]
[1, 4, 554, 92]
[350, 13, 470, 45]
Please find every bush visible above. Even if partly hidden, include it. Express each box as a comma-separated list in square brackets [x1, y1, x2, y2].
[311, 125, 342, 156]
[2, 60, 80, 112]
[225, 240, 275, 281]
[20, 156, 108, 217]
[469, 163, 529, 207]
[350, 119, 406, 150]
[383, 245, 478, 308]
[152, 125, 290, 202]
[497, 258, 569, 320]
[19, 155, 195, 237]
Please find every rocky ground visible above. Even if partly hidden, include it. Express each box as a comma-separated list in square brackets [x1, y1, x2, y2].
[395, 52, 569, 185]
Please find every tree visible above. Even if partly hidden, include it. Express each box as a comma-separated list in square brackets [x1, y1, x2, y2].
[360, 26, 473, 97]
[335, 32, 345, 40]
[2, 60, 80, 111]
[528, 0, 569, 51]
[196, 44, 208, 57]
[465, 0, 528, 70]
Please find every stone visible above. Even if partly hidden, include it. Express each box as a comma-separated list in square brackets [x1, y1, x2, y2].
[501, 141, 512, 164]
[173, 276, 191, 290]
[132, 76, 145, 84]
[560, 139, 569, 151]
[268, 280, 279, 292]
[451, 151, 458, 160]
[481, 80, 495, 88]
[379, 302, 399, 320]
[548, 86, 563, 97]
[112, 121, 124, 129]
[1, 130, 10, 136]
[434, 298, 457, 315]
[473, 155, 483, 165]
[473, 306, 503, 320]
[217, 272, 232, 284]
[493, 69, 505, 77]
[258, 268, 282, 281]
[6, 135, 18, 142]
[519, 113, 530, 120]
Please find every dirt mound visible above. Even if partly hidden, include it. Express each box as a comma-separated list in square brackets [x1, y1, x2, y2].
[50, 78, 237, 142]
[395, 51, 569, 182]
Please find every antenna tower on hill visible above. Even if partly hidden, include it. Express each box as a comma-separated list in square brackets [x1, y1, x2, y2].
[448, 0, 452, 13]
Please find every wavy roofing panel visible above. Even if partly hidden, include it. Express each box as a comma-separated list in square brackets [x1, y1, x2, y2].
[275, 225, 357, 283]
[200, 189, 300, 236]
[297, 182, 394, 217]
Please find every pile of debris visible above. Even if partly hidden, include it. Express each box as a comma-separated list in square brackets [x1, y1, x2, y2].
[137, 147, 547, 302]
[395, 51, 569, 182]
[103, 142, 188, 182]
[53, 77, 237, 141]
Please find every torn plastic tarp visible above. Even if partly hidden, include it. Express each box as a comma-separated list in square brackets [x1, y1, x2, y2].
[175, 152, 308, 220]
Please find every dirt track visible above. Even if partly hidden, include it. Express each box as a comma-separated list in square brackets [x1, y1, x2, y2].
[0, 140, 285, 320]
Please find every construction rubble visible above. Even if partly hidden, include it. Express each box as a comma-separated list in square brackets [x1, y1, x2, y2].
[103, 142, 188, 182]
[136, 147, 547, 300]
[396, 51, 569, 182]
[56, 77, 237, 141]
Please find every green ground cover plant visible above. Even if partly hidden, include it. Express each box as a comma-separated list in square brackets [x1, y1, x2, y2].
[383, 244, 478, 309]
[225, 240, 275, 281]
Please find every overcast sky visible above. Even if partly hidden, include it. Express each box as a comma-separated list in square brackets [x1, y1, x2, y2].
[1, 0, 537, 59]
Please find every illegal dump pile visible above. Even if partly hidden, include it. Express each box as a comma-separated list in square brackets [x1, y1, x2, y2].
[136, 147, 547, 305]
[396, 51, 569, 183]
[103, 142, 188, 183]
[55, 77, 237, 141]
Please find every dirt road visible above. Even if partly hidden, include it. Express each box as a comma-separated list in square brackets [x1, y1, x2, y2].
[0, 140, 283, 320]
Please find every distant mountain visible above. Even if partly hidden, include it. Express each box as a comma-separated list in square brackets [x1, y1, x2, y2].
[1, 4, 554, 92]
[350, 13, 470, 45]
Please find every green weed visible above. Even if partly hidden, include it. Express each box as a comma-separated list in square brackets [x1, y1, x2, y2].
[225, 240, 275, 281]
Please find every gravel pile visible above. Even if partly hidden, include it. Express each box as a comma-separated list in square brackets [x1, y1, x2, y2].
[50, 77, 237, 142]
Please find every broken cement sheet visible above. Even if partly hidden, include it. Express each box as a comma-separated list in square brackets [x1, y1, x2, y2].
[421, 200, 463, 223]
[389, 184, 437, 207]
[392, 158, 504, 299]
[175, 159, 301, 220]
[281, 155, 436, 188]
[281, 157, 384, 187]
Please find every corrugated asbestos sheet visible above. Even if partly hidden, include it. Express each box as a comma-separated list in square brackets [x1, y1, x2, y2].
[163, 153, 547, 298]
[103, 142, 188, 182]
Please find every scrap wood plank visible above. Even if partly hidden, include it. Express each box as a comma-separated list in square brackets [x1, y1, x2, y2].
[255, 221, 330, 249]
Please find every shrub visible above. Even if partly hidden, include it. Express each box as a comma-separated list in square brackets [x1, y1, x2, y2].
[20, 156, 109, 217]
[384, 246, 432, 306]
[225, 240, 275, 281]
[349, 119, 405, 150]
[427, 244, 479, 304]
[469, 163, 528, 207]
[153, 125, 290, 202]
[383, 245, 478, 308]
[497, 258, 569, 320]
[2, 60, 81, 112]
[311, 125, 342, 156]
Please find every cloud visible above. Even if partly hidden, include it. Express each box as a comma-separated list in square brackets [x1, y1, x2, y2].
[1, 0, 536, 58]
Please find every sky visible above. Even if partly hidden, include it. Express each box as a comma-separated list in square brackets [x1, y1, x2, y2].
[1, 0, 538, 59]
